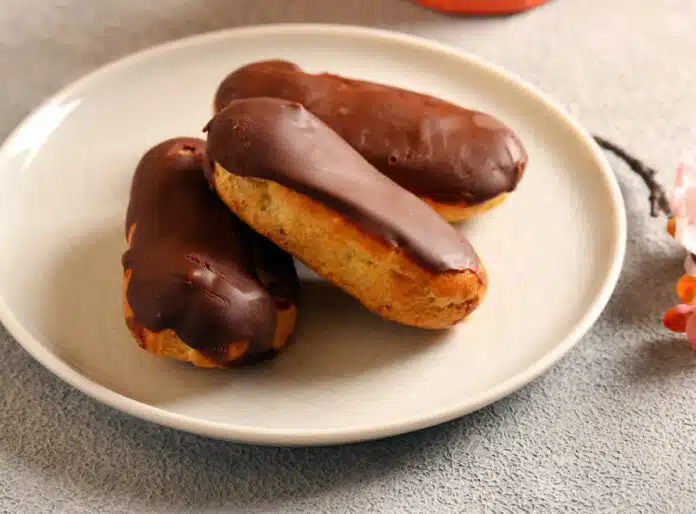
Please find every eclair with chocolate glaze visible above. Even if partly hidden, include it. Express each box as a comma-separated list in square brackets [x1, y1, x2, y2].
[205, 98, 487, 329]
[121, 137, 299, 368]
[213, 60, 528, 222]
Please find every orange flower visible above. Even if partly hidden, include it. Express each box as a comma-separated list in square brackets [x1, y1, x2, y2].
[663, 275, 696, 347]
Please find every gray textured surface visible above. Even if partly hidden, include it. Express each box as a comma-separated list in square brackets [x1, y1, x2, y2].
[2, 0, 696, 512]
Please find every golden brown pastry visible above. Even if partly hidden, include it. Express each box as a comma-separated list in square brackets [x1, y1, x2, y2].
[121, 137, 299, 368]
[213, 59, 528, 222]
[204, 98, 487, 329]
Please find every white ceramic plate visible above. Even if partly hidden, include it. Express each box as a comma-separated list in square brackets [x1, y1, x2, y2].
[0, 24, 625, 446]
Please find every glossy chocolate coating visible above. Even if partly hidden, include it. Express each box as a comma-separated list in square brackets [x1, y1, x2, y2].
[205, 98, 480, 273]
[213, 60, 527, 204]
[122, 137, 298, 364]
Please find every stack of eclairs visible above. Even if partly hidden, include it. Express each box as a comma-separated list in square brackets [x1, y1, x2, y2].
[121, 60, 528, 368]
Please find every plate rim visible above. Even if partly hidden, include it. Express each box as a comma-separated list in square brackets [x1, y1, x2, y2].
[0, 22, 627, 446]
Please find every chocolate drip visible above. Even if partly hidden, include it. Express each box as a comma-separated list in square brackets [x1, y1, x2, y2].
[122, 137, 297, 363]
[213, 60, 527, 204]
[205, 98, 480, 273]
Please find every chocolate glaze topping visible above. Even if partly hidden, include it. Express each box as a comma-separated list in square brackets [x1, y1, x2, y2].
[122, 137, 298, 363]
[204, 98, 480, 274]
[213, 60, 528, 204]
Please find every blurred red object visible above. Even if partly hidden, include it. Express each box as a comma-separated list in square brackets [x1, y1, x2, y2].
[411, 0, 552, 15]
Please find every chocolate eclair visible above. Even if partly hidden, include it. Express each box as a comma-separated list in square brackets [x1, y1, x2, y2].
[213, 59, 528, 221]
[205, 98, 487, 329]
[122, 137, 299, 368]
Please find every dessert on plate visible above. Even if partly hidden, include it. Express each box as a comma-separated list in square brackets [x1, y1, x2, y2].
[120, 63, 530, 366]
[121, 137, 299, 368]
[204, 97, 487, 330]
[213, 59, 528, 222]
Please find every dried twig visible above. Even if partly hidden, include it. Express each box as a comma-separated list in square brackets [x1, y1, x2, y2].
[593, 135, 672, 217]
